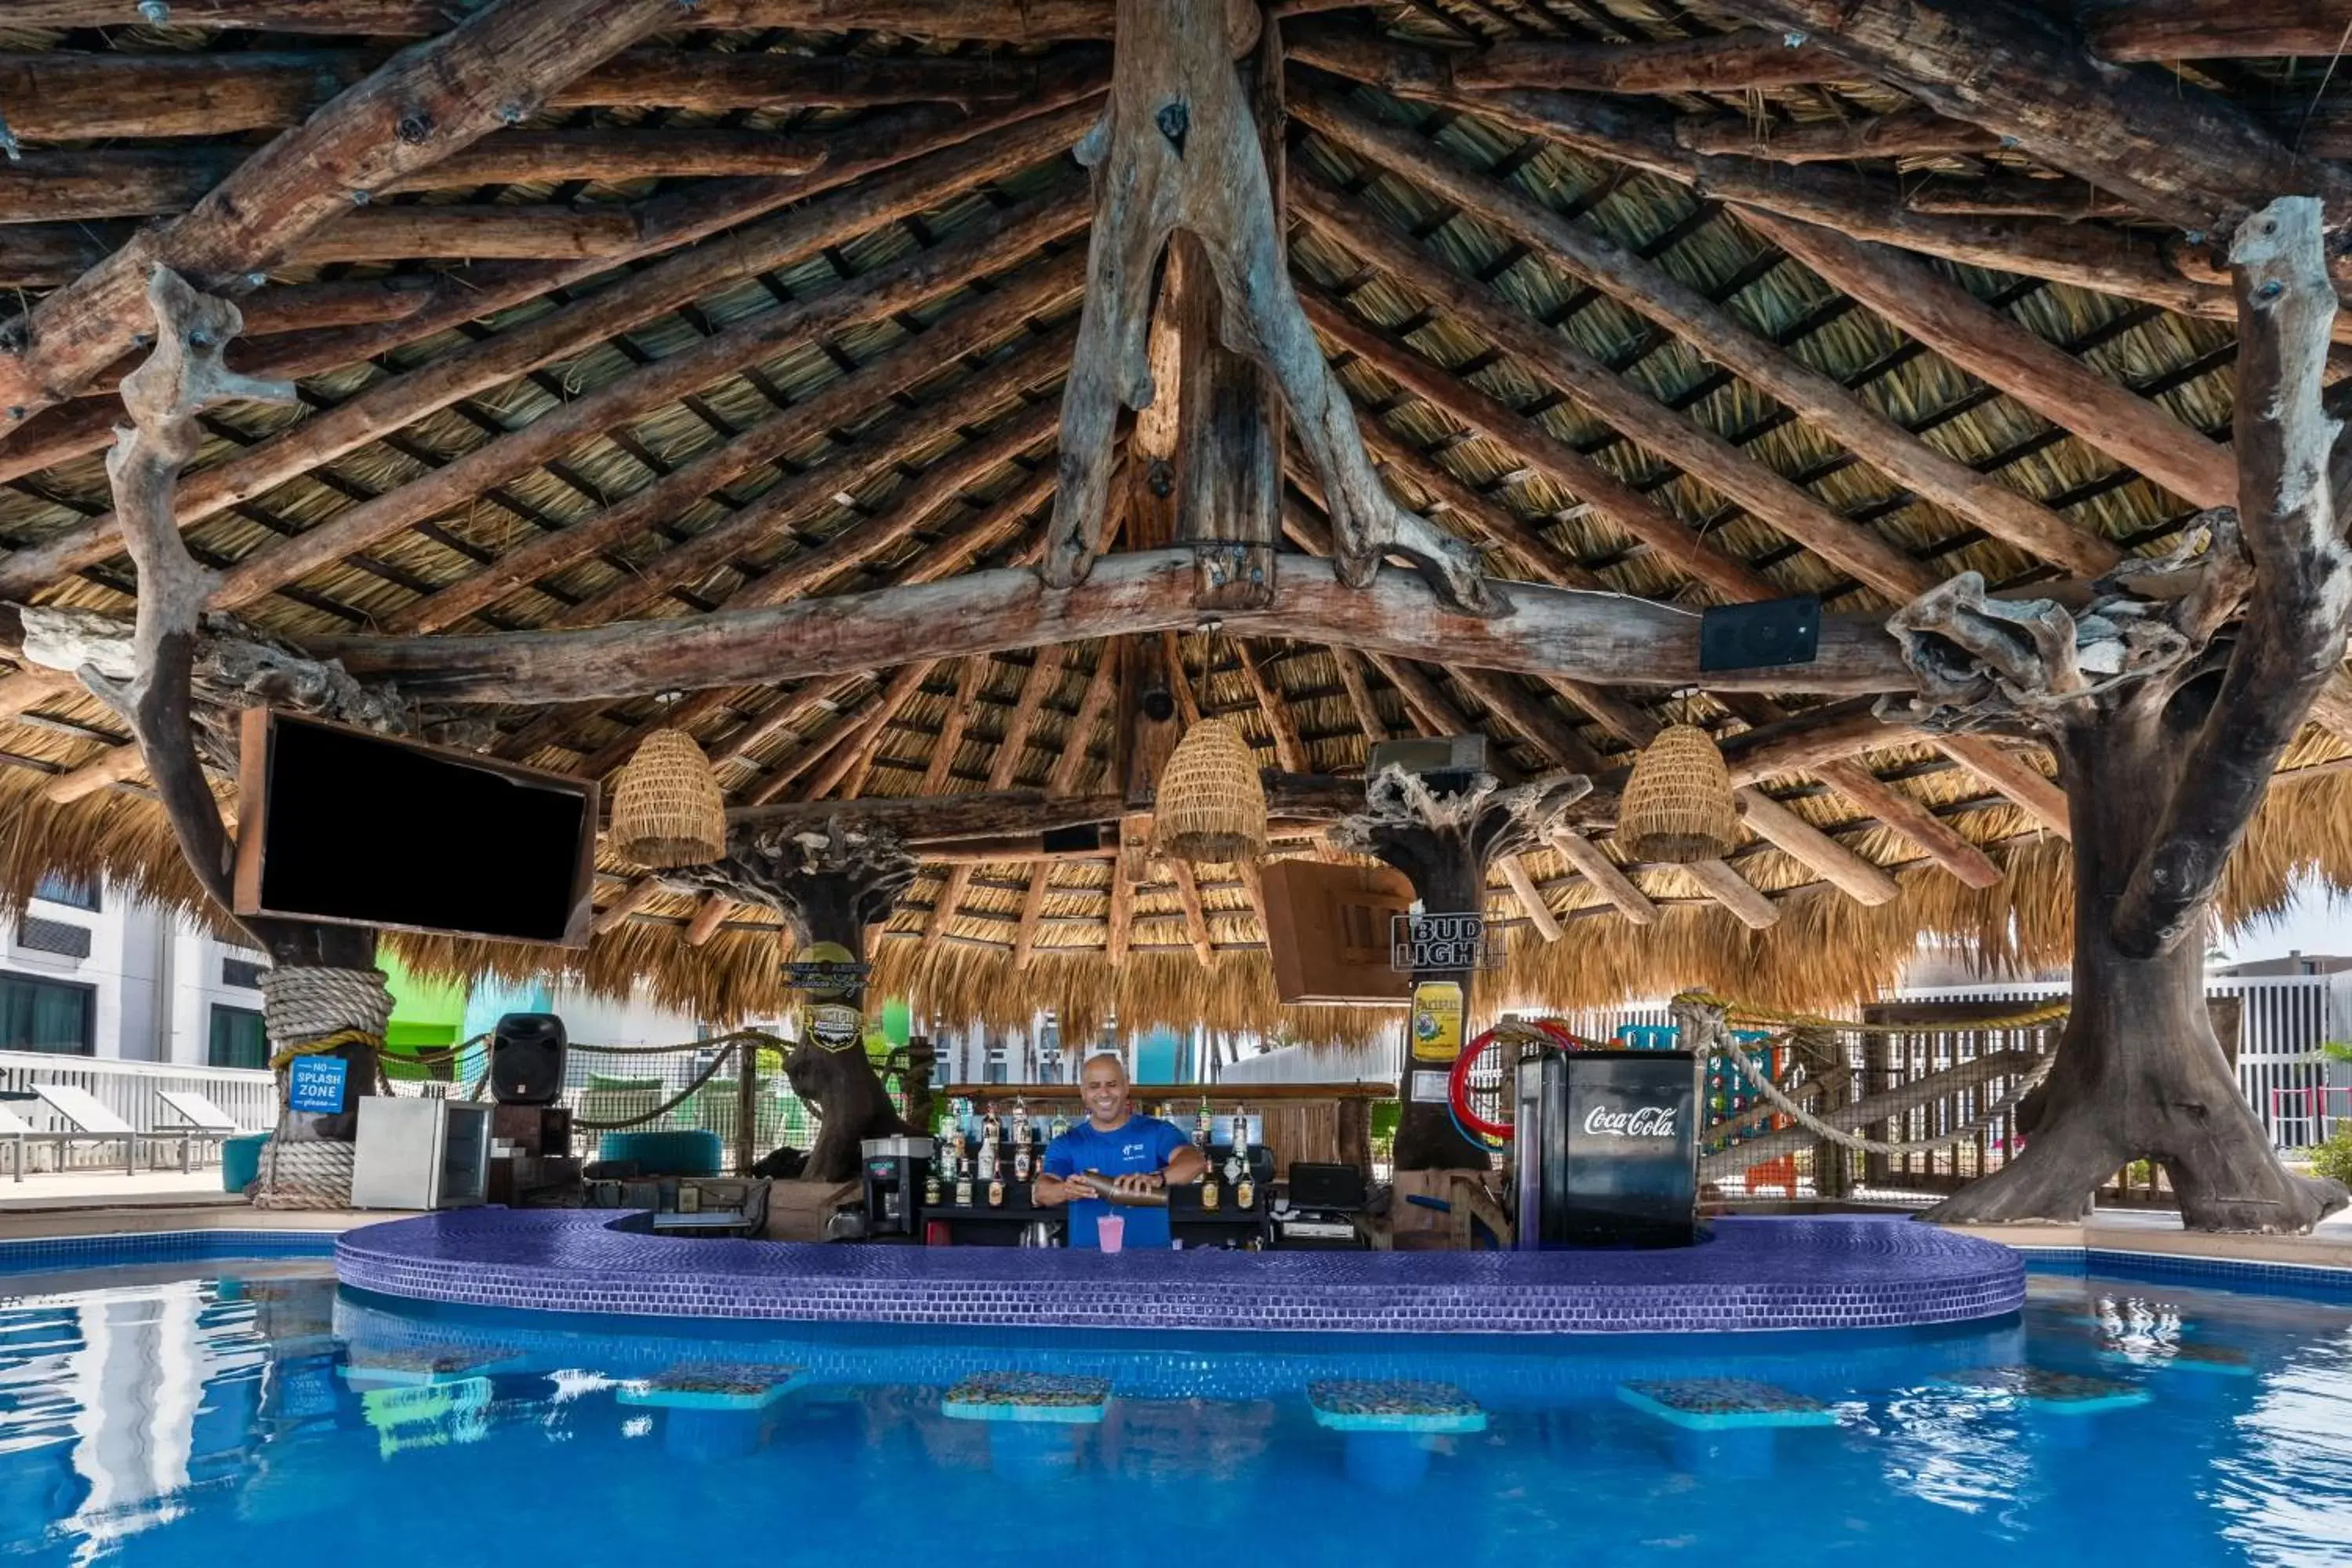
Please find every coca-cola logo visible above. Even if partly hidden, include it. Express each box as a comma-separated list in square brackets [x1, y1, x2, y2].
[1584, 1104, 1679, 1138]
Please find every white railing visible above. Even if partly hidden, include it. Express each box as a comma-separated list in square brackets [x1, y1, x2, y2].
[0, 1051, 274, 1171]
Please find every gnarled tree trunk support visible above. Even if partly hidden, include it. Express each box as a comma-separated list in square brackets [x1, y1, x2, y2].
[660, 819, 918, 1182]
[1332, 764, 1588, 1171]
[1037, 0, 1495, 613]
[100, 269, 396, 1204]
[1882, 198, 2352, 1232]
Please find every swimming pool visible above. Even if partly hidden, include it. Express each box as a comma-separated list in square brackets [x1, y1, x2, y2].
[2, 1239, 2347, 1567]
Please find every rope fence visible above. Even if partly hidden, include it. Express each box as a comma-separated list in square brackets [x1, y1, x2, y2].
[374, 1029, 920, 1175]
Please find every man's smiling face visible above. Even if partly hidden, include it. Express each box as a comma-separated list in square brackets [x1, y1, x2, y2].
[1080, 1055, 1129, 1126]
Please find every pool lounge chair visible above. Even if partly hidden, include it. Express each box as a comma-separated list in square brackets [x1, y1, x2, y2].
[30, 1083, 191, 1175]
[0, 1103, 84, 1181]
[156, 1090, 246, 1171]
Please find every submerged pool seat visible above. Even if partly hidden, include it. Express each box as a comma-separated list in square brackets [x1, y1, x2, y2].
[597, 1128, 724, 1176]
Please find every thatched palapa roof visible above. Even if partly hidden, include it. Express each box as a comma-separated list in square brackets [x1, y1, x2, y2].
[1, 0, 2350, 1040]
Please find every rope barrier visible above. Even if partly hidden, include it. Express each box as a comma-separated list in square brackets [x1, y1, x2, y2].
[1672, 989, 2071, 1035]
[1709, 1029, 2053, 1159]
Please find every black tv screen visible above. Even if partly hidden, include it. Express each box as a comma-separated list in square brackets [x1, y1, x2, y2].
[234, 710, 597, 946]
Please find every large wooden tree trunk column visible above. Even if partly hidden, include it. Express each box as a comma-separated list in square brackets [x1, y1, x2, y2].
[93, 268, 412, 1209]
[1332, 764, 1588, 1171]
[1883, 198, 2352, 1233]
[661, 820, 919, 1182]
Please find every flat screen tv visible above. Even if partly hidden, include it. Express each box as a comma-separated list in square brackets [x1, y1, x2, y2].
[233, 709, 597, 947]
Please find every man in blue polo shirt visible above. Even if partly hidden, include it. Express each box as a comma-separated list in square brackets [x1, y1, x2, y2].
[1034, 1052, 1206, 1248]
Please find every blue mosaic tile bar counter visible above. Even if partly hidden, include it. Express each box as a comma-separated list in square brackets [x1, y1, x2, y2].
[335, 1210, 2023, 1334]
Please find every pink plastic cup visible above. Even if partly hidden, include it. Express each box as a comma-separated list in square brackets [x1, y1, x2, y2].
[1096, 1214, 1126, 1254]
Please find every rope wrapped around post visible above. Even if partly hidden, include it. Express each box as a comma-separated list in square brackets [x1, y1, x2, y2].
[251, 965, 392, 1211]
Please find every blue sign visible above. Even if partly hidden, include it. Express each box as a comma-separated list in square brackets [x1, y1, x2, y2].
[287, 1055, 349, 1115]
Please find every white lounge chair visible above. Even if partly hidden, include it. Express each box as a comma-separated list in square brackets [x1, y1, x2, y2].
[156, 1090, 245, 1171]
[31, 1083, 188, 1175]
[0, 1102, 82, 1182]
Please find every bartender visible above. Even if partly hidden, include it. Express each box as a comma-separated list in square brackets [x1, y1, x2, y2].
[1034, 1052, 1207, 1249]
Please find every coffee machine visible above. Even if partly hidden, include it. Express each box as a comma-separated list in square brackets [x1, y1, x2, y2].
[1513, 1048, 1698, 1248]
[859, 1135, 934, 1238]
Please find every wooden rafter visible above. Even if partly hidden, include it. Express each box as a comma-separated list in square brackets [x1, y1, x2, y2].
[0, 100, 1100, 603]
[0, 0, 694, 428]
[1293, 93, 2122, 578]
[1714, 0, 2352, 235]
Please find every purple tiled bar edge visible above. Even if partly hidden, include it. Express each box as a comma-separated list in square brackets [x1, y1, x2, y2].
[334, 1211, 2024, 1334]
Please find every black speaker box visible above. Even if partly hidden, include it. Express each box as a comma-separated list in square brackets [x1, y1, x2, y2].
[1287, 1162, 1369, 1211]
[490, 1012, 568, 1106]
[1700, 595, 1820, 672]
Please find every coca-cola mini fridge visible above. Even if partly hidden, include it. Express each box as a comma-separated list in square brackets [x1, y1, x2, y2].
[1514, 1049, 1698, 1248]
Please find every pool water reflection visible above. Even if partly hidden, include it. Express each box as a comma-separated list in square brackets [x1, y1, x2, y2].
[0, 1257, 2347, 1566]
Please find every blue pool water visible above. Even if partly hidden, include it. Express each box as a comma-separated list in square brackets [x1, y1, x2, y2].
[1, 1245, 2348, 1567]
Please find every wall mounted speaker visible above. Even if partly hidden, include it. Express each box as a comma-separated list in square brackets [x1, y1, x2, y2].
[1700, 596, 1821, 672]
[491, 1013, 568, 1106]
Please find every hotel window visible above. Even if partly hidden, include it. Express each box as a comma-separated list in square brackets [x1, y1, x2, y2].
[31, 873, 98, 913]
[221, 956, 267, 991]
[209, 1005, 269, 1071]
[0, 975, 94, 1054]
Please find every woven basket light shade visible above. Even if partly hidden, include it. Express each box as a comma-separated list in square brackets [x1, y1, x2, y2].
[1154, 717, 1269, 863]
[1617, 723, 1739, 864]
[609, 728, 727, 868]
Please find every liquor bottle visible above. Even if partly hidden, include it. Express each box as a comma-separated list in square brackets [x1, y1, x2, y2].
[1194, 1097, 1213, 1147]
[955, 1171, 973, 1207]
[1013, 1145, 1033, 1182]
[978, 1138, 997, 1183]
[924, 1168, 942, 1207]
[1235, 1165, 1254, 1210]
[1200, 1167, 1221, 1211]
[1231, 1105, 1250, 1160]
[988, 1174, 1005, 1207]
[1012, 1097, 1031, 1147]
[1049, 1110, 1070, 1140]
[982, 1103, 1001, 1146]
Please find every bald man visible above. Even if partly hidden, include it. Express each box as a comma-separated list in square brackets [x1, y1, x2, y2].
[1033, 1052, 1207, 1248]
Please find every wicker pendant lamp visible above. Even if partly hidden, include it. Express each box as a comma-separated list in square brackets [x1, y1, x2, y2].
[1617, 722, 1738, 864]
[609, 728, 727, 868]
[1155, 717, 1269, 864]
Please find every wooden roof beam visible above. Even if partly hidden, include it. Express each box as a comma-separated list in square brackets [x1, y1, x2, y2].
[9, 1, 1119, 38]
[1232, 642, 1311, 774]
[1734, 207, 2237, 516]
[209, 178, 1090, 615]
[1544, 827, 1660, 924]
[0, 97, 1099, 601]
[1327, 645, 1388, 749]
[389, 262, 1080, 633]
[1674, 108, 2002, 164]
[1288, 24, 2248, 328]
[0, 98, 1083, 486]
[1455, 29, 1851, 95]
[1301, 294, 1777, 603]
[0, 0, 694, 428]
[1297, 174, 1949, 601]
[803, 660, 942, 802]
[314, 550, 1920, 705]
[1712, 0, 2352, 237]
[1292, 96, 2121, 578]
[2087, 2, 2352, 62]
